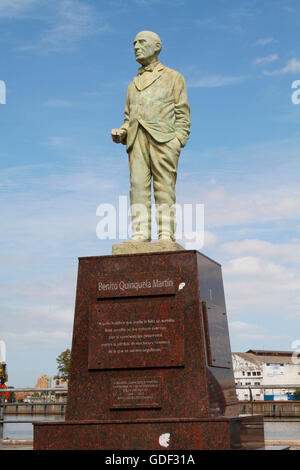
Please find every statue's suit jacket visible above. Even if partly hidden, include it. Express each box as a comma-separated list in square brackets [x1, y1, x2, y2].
[121, 62, 190, 151]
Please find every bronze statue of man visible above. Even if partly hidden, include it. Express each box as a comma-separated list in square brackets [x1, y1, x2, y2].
[111, 30, 190, 243]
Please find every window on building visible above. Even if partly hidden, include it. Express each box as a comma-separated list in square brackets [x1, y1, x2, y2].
[252, 372, 257, 376]
[242, 371, 245, 376]
[247, 372, 251, 376]
[257, 372, 261, 376]
[254, 382, 261, 386]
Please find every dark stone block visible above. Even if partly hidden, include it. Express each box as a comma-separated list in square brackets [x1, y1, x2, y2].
[34, 250, 265, 450]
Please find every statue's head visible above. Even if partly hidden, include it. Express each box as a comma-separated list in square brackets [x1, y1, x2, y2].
[133, 31, 162, 65]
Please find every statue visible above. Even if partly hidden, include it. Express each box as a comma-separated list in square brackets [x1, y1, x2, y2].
[111, 31, 190, 244]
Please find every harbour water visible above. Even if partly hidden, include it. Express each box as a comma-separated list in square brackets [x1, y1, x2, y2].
[3, 415, 64, 440]
[264, 418, 300, 440]
[3, 415, 300, 441]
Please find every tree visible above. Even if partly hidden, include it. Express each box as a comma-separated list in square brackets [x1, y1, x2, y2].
[293, 389, 300, 400]
[7, 387, 15, 403]
[55, 349, 71, 382]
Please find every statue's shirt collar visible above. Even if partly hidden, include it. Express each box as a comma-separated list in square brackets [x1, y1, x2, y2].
[138, 61, 161, 75]
[134, 62, 164, 91]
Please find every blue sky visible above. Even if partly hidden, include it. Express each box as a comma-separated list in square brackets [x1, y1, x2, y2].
[1, 0, 300, 386]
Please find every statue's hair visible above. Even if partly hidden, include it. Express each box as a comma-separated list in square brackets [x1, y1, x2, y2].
[135, 31, 162, 54]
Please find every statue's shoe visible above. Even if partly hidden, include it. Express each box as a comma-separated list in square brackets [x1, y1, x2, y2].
[123, 238, 150, 243]
[112, 239, 184, 254]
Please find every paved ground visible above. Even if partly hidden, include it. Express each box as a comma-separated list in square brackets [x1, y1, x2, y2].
[0, 440, 33, 450]
[265, 439, 300, 450]
[1, 439, 299, 450]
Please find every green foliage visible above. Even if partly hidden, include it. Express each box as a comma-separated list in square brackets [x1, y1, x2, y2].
[55, 349, 71, 382]
[293, 388, 300, 400]
[7, 387, 15, 403]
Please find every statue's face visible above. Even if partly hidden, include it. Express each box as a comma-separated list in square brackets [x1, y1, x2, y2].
[133, 32, 160, 64]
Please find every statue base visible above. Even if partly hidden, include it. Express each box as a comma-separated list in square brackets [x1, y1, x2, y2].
[34, 250, 265, 450]
[34, 415, 265, 450]
[112, 240, 185, 255]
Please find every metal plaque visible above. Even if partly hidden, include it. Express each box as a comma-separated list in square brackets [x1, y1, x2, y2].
[88, 298, 184, 369]
[110, 376, 162, 409]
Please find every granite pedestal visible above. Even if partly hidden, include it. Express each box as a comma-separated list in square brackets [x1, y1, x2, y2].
[34, 250, 265, 450]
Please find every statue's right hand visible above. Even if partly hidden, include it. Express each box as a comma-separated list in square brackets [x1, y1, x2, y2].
[111, 128, 127, 144]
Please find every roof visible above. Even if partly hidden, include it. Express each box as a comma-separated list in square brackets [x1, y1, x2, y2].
[246, 350, 294, 357]
[233, 351, 297, 365]
[232, 352, 263, 366]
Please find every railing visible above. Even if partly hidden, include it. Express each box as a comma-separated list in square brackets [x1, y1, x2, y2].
[1, 385, 300, 441]
[0, 388, 67, 440]
[236, 384, 300, 415]
[3, 402, 67, 416]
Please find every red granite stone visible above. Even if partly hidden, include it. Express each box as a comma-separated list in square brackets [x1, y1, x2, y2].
[33, 250, 265, 450]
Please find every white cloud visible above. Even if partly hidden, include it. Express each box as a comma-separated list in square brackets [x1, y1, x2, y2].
[229, 321, 288, 346]
[222, 239, 300, 264]
[0, 276, 76, 308]
[3, 329, 71, 344]
[264, 57, 300, 75]
[202, 230, 218, 247]
[205, 192, 300, 228]
[184, 230, 217, 250]
[281, 5, 295, 13]
[253, 53, 279, 67]
[196, 15, 244, 34]
[223, 256, 291, 278]
[12, 0, 109, 52]
[0, 0, 37, 17]
[0, 276, 75, 351]
[189, 75, 247, 88]
[222, 253, 300, 318]
[46, 136, 72, 148]
[253, 37, 276, 46]
[41, 0, 108, 50]
[230, 321, 265, 334]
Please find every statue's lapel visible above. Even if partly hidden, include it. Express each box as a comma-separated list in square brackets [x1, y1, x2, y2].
[134, 64, 164, 91]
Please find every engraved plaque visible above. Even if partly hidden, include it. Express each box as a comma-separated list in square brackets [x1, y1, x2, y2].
[96, 271, 176, 299]
[110, 376, 162, 409]
[88, 298, 184, 369]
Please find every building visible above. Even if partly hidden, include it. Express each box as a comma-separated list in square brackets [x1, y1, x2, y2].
[54, 378, 68, 402]
[35, 374, 51, 390]
[232, 350, 300, 401]
[232, 351, 264, 401]
[14, 391, 25, 402]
